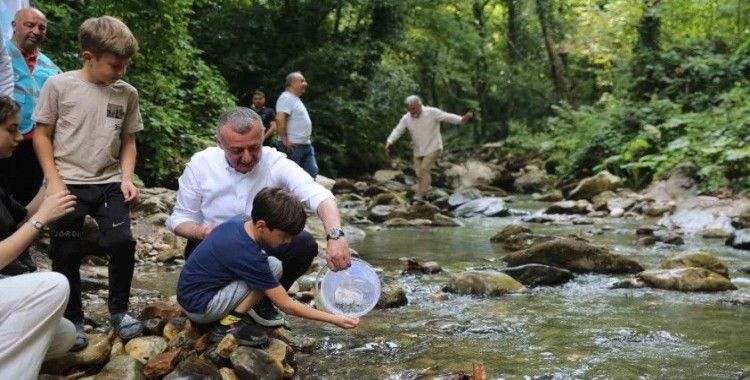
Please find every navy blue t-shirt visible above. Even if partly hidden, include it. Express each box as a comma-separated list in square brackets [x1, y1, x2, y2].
[177, 216, 279, 313]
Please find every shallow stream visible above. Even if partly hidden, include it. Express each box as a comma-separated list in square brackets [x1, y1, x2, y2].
[292, 199, 750, 379]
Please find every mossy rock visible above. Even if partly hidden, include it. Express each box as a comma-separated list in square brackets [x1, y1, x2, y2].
[637, 268, 736, 292]
[444, 271, 527, 296]
[661, 251, 729, 278]
[502, 238, 643, 274]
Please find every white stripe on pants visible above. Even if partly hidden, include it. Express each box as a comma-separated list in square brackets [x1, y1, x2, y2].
[0, 272, 76, 379]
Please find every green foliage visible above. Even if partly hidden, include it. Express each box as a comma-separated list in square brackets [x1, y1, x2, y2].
[34, 0, 235, 187]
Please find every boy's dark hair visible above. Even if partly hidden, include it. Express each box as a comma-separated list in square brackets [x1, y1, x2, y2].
[251, 187, 306, 235]
[0, 95, 20, 125]
[253, 90, 265, 97]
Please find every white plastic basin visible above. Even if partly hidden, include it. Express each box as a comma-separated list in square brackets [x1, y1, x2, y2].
[315, 258, 381, 317]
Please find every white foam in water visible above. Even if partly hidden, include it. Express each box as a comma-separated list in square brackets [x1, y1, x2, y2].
[335, 286, 364, 306]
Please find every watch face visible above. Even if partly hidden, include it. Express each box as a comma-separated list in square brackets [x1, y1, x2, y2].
[327, 227, 344, 239]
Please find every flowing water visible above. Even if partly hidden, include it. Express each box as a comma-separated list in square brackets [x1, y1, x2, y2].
[291, 199, 750, 379]
[132, 199, 749, 379]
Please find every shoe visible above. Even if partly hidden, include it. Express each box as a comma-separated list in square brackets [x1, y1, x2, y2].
[209, 315, 268, 347]
[70, 322, 88, 352]
[111, 312, 144, 340]
[248, 298, 286, 327]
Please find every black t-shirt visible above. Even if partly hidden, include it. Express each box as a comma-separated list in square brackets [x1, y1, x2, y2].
[252, 106, 276, 131]
[0, 187, 27, 241]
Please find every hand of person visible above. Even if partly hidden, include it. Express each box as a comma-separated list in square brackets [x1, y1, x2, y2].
[282, 138, 295, 152]
[121, 180, 139, 203]
[384, 141, 392, 155]
[201, 223, 217, 239]
[326, 237, 351, 271]
[333, 315, 360, 329]
[33, 190, 76, 225]
[461, 111, 474, 123]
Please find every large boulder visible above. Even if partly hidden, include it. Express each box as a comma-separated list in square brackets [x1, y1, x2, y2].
[637, 268, 736, 292]
[373, 170, 403, 183]
[454, 197, 509, 218]
[502, 238, 644, 274]
[544, 200, 593, 215]
[447, 188, 483, 208]
[659, 196, 750, 235]
[501, 233, 558, 252]
[230, 346, 283, 380]
[376, 285, 408, 309]
[660, 251, 729, 277]
[513, 165, 550, 194]
[444, 161, 496, 189]
[499, 264, 574, 287]
[444, 271, 526, 296]
[567, 171, 623, 200]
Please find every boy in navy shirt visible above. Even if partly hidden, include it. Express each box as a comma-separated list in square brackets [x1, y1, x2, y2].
[177, 187, 358, 346]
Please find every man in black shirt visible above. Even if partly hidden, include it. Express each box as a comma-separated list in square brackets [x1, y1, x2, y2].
[251, 90, 277, 146]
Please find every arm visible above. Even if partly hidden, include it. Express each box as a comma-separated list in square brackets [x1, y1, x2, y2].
[434, 108, 472, 125]
[385, 117, 408, 154]
[317, 198, 351, 271]
[33, 123, 66, 195]
[21, 186, 46, 223]
[0, 36, 13, 97]
[265, 286, 358, 328]
[0, 191, 76, 269]
[263, 120, 277, 141]
[120, 133, 138, 203]
[275, 112, 293, 151]
[166, 161, 215, 239]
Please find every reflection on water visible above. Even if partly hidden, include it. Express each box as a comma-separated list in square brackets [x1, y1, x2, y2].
[293, 211, 750, 379]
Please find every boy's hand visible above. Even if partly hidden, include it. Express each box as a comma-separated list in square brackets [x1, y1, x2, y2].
[334, 315, 359, 329]
[326, 238, 351, 271]
[121, 180, 139, 203]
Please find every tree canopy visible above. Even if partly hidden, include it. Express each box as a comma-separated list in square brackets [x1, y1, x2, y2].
[34, 0, 750, 194]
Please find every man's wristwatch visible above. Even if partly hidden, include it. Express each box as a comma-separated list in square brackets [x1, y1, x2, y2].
[29, 219, 45, 231]
[326, 227, 345, 240]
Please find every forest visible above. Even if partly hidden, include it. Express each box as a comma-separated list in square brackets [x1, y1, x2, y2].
[35, 0, 750, 194]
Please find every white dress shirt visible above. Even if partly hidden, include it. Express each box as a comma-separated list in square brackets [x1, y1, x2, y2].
[386, 106, 464, 157]
[166, 146, 334, 231]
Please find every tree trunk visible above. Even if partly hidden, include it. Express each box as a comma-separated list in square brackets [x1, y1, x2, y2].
[504, 0, 520, 64]
[535, 0, 568, 102]
[472, 0, 490, 143]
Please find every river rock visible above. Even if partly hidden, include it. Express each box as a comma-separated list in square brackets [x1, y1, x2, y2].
[721, 295, 750, 307]
[660, 251, 729, 277]
[94, 355, 144, 380]
[568, 170, 623, 200]
[591, 191, 617, 211]
[406, 202, 440, 219]
[143, 348, 181, 377]
[608, 277, 647, 289]
[332, 178, 358, 194]
[499, 264, 574, 287]
[454, 197, 509, 218]
[726, 229, 750, 250]
[445, 161, 496, 189]
[489, 224, 532, 243]
[445, 271, 526, 296]
[659, 196, 750, 235]
[42, 333, 113, 374]
[501, 233, 558, 252]
[502, 238, 644, 274]
[218, 368, 239, 380]
[431, 213, 464, 227]
[373, 169, 403, 183]
[376, 285, 408, 309]
[513, 165, 550, 193]
[125, 336, 168, 364]
[637, 268, 736, 292]
[641, 163, 698, 202]
[545, 200, 593, 215]
[534, 189, 564, 202]
[448, 188, 483, 208]
[266, 338, 294, 378]
[383, 217, 411, 227]
[369, 191, 406, 207]
[368, 204, 398, 223]
[139, 301, 183, 321]
[164, 354, 221, 380]
[402, 259, 441, 274]
[231, 346, 283, 380]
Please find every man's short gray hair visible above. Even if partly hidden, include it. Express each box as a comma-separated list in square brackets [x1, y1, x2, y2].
[405, 95, 422, 106]
[216, 107, 262, 141]
[285, 72, 303, 88]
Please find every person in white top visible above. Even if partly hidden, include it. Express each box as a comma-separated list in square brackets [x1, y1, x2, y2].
[275, 72, 318, 178]
[385, 95, 473, 198]
[167, 107, 351, 328]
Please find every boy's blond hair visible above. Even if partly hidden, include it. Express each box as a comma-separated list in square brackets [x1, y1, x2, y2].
[79, 16, 138, 58]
